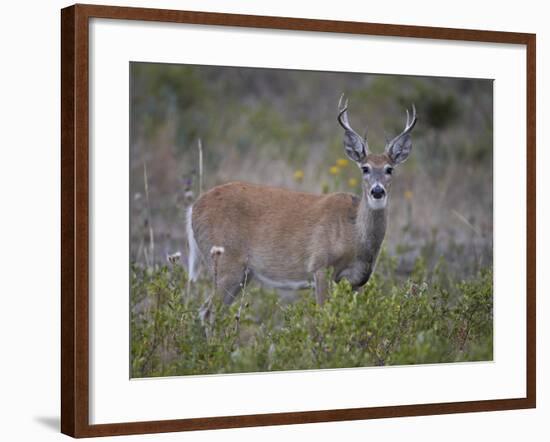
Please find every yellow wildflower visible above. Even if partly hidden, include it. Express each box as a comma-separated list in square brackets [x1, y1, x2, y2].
[329, 166, 340, 175]
[336, 158, 349, 167]
[293, 169, 304, 181]
[348, 177, 358, 188]
[404, 190, 413, 200]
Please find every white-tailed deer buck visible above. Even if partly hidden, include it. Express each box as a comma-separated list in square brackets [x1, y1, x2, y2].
[187, 95, 417, 307]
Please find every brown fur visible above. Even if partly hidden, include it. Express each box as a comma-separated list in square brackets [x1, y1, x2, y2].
[191, 178, 387, 304]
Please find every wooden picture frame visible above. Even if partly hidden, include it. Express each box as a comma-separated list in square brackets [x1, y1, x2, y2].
[61, 3, 536, 437]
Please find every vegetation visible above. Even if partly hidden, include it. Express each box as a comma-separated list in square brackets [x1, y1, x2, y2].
[129, 63, 493, 377]
[131, 253, 492, 378]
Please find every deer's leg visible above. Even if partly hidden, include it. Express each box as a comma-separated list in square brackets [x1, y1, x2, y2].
[199, 251, 251, 325]
[212, 253, 249, 305]
[218, 271, 247, 305]
[314, 270, 329, 305]
[199, 272, 246, 328]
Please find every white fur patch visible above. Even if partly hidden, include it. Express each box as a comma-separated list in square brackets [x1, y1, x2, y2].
[254, 272, 312, 290]
[186, 206, 200, 281]
[368, 195, 388, 210]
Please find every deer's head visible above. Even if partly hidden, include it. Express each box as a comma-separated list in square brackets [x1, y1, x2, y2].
[338, 95, 417, 210]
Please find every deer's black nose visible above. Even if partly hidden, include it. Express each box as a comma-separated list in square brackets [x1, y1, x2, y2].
[371, 185, 386, 200]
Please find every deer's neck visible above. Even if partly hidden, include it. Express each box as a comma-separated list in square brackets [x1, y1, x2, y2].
[356, 194, 387, 255]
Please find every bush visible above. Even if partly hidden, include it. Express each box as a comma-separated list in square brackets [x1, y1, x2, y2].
[130, 255, 493, 378]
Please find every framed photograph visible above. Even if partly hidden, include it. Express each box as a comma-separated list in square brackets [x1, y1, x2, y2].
[61, 4, 536, 438]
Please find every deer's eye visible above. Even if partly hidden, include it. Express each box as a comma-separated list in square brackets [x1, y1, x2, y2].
[362, 166, 370, 174]
[386, 167, 394, 175]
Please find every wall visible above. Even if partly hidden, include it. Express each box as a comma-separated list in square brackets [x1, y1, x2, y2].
[0, 0, 546, 440]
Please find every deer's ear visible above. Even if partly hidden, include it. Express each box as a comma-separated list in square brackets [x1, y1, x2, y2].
[343, 131, 367, 163]
[387, 134, 412, 165]
[386, 105, 417, 164]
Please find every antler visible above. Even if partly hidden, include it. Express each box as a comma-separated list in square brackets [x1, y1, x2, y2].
[386, 104, 417, 149]
[337, 94, 368, 146]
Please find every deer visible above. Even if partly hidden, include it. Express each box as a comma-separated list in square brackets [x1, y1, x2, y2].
[186, 95, 417, 313]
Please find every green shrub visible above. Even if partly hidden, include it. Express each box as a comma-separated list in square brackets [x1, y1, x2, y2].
[130, 258, 493, 378]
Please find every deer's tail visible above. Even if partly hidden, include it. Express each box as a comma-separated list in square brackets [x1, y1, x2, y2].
[186, 206, 200, 282]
